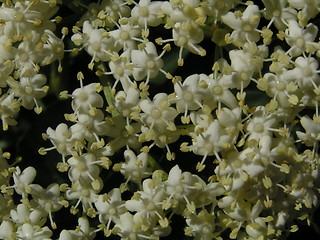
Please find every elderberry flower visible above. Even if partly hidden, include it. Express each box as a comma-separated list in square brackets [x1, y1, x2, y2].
[99, 0, 131, 29]
[131, 42, 165, 82]
[71, 83, 104, 114]
[8, 73, 47, 112]
[139, 92, 178, 132]
[95, 188, 127, 230]
[10, 203, 47, 227]
[130, 0, 163, 33]
[0, 93, 20, 130]
[67, 153, 100, 182]
[288, 0, 320, 25]
[12, 166, 36, 199]
[59, 217, 96, 240]
[285, 20, 319, 57]
[262, 0, 297, 30]
[296, 116, 320, 146]
[222, 4, 261, 47]
[71, 21, 119, 65]
[107, 50, 135, 90]
[174, 74, 214, 120]
[42, 123, 75, 162]
[119, 149, 152, 184]
[66, 180, 100, 212]
[70, 110, 108, 142]
[185, 209, 216, 240]
[16, 223, 53, 240]
[125, 178, 168, 228]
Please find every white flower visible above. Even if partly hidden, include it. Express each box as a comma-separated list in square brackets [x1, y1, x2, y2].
[12, 166, 36, 199]
[71, 83, 104, 114]
[296, 116, 320, 146]
[207, 73, 238, 109]
[120, 149, 152, 183]
[174, 74, 213, 116]
[185, 209, 216, 240]
[125, 178, 167, 227]
[58, 217, 96, 240]
[10, 203, 47, 227]
[31, 183, 64, 228]
[201, 0, 234, 21]
[70, 110, 108, 142]
[228, 49, 258, 90]
[106, 50, 134, 91]
[288, 56, 320, 91]
[285, 20, 319, 56]
[222, 4, 260, 46]
[41, 29, 65, 67]
[115, 85, 140, 117]
[95, 188, 127, 226]
[245, 106, 278, 142]
[67, 153, 100, 182]
[131, 42, 164, 82]
[109, 20, 141, 51]
[71, 21, 118, 64]
[139, 93, 178, 132]
[0, 93, 20, 130]
[262, 0, 297, 30]
[172, 21, 206, 65]
[288, 0, 320, 24]
[16, 223, 52, 240]
[103, 115, 142, 155]
[100, 0, 131, 28]
[164, 165, 204, 208]
[0, 221, 15, 240]
[9, 73, 47, 111]
[65, 180, 100, 211]
[131, 0, 163, 31]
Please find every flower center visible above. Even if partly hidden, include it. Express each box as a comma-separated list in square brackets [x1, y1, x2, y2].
[177, 36, 188, 46]
[295, 37, 305, 48]
[213, 85, 223, 95]
[25, 85, 34, 95]
[151, 108, 162, 119]
[91, 42, 101, 51]
[146, 60, 155, 69]
[115, 66, 124, 76]
[76, 161, 87, 172]
[275, 81, 286, 91]
[78, 91, 88, 102]
[111, 3, 119, 11]
[19, 52, 29, 62]
[45, 202, 53, 211]
[120, 31, 130, 40]
[302, 66, 313, 77]
[146, 201, 155, 211]
[57, 143, 66, 153]
[108, 207, 117, 215]
[183, 91, 194, 102]
[131, 170, 141, 180]
[253, 122, 264, 133]
[84, 120, 93, 130]
[174, 184, 184, 193]
[242, 22, 253, 32]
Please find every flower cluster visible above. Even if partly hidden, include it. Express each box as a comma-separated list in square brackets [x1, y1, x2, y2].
[1, 0, 320, 239]
[0, 0, 65, 130]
